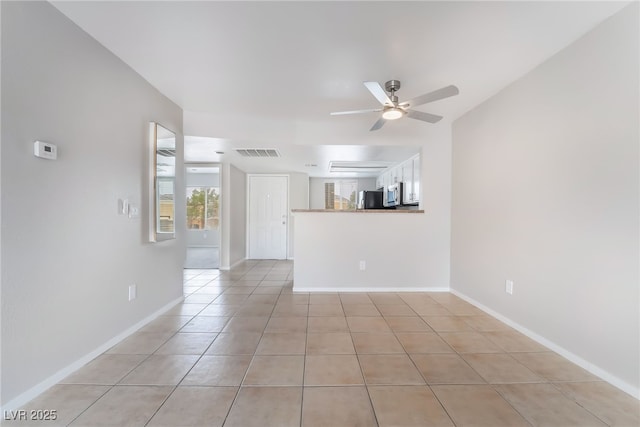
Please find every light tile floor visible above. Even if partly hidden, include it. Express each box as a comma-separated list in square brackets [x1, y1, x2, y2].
[4, 260, 639, 426]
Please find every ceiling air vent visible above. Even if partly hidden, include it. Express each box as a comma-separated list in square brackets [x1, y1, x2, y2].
[235, 148, 280, 158]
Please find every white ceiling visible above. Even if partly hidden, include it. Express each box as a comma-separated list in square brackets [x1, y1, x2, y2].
[52, 1, 628, 177]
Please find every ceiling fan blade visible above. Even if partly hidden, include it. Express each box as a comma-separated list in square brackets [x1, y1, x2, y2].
[330, 108, 382, 116]
[369, 117, 386, 131]
[364, 81, 394, 106]
[405, 110, 443, 123]
[403, 85, 459, 108]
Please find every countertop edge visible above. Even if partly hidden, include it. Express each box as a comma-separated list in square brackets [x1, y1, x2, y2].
[291, 209, 424, 214]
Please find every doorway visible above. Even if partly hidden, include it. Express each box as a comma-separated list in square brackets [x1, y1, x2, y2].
[248, 175, 288, 259]
[184, 165, 220, 268]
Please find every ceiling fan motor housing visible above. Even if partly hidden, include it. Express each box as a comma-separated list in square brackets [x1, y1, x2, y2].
[385, 80, 401, 104]
[385, 80, 401, 92]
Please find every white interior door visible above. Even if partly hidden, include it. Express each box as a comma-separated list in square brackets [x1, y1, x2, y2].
[248, 175, 288, 259]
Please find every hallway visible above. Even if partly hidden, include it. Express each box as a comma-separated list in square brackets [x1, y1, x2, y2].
[184, 247, 220, 269]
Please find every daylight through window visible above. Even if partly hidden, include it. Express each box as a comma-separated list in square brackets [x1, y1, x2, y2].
[186, 187, 219, 230]
[324, 180, 357, 210]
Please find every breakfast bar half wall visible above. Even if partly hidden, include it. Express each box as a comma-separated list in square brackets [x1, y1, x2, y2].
[291, 209, 450, 292]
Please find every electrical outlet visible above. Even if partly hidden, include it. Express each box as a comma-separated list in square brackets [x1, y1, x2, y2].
[129, 284, 137, 301]
[359, 260, 366, 271]
[505, 280, 514, 295]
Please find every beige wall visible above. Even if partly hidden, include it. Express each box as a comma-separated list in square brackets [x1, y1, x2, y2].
[450, 4, 639, 396]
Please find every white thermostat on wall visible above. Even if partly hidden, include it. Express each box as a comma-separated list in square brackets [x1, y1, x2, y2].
[34, 140, 57, 160]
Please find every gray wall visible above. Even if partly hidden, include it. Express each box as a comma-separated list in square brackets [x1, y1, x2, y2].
[288, 172, 310, 259]
[229, 164, 247, 266]
[1, 1, 185, 405]
[450, 4, 638, 396]
[294, 212, 449, 291]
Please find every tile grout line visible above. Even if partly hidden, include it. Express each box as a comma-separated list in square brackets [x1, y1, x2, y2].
[300, 302, 309, 427]
[141, 284, 230, 426]
[63, 385, 113, 426]
[218, 262, 294, 426]
[32, 261, 631, 427]
[343, 293, 381, 427]
[546, 381, 615, 427]
[217, 260, 267, 427]
[379, 292, 531, 427]
[149, 263, 255, 426]
[489, 385, 536, 427]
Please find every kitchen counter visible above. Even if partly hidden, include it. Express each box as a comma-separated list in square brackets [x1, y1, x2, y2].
[291, 208, 446, 293]
[291, 209, 424, 213]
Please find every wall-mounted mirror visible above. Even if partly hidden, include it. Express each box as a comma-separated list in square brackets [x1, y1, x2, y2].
[149, 122, 176, 242]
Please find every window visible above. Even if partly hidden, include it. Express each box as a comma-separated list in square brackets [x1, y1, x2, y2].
[186, 187, 219, 230]
[324, 180, 357, 210]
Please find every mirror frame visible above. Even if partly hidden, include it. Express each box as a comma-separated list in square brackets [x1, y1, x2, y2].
[149, 122, 176, 242]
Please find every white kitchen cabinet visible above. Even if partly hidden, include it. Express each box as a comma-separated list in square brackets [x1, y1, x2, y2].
[402, 157, 420, 205]
[412, 155, 421, 204]
[376, 154, 420, 205]
[383, 171, 391, 189]
[398, 154, 420, 205]
[401, 160, 414, 204]
[390, 167, 400, 184]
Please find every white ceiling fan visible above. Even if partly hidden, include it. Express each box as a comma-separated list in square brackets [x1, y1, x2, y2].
[330, 80, 459, 131]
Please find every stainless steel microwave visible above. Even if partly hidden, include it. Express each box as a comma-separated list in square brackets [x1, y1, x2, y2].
[357, 190, 384, 210]
[384, 182, 402, 207]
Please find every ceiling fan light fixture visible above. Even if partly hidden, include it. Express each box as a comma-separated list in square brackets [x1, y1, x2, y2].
[330, 81, 459, 130]
[382, 107, 404, 120]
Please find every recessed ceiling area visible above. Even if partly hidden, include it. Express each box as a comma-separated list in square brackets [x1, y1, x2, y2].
[187, 166, 219, 175]
[52, 1, 629, 173]
[184, 136, 420, 178]
[328, 161, 393, 175]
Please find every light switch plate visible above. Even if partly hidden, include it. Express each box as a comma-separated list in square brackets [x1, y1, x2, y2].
[118, 199, 129, 215]
[505, 280, 514, 295]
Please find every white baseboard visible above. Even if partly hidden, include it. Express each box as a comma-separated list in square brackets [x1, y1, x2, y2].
[1, 296, 184, 412]
[292, 286, 450, 293]
[450, 289, 640, 400]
